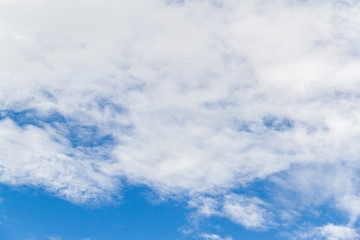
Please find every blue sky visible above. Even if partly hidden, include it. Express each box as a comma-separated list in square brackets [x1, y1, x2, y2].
[0, 185, 188, 240]
[1, 0, 360, 239]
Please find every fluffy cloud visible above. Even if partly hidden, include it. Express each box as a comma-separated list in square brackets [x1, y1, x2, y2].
[0, 118, 117, 203]
[317, 224, 359, 240]
[222, 194, 269, 229]
[1, 0, 360, 235]
[188, 193, 270, 229]
[298, 224, 360, 240]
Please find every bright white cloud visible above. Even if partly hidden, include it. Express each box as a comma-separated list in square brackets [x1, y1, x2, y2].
[188, 193, 269, 229]
[296, 224, 360, 240]
[0, 118, 117, 203]
[222, 194, 268, 229]
[1, 0, 360, 233]
[316, 224, 359, 240]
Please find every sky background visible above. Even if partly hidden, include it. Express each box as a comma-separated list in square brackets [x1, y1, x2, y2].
[1, 0, 360, 239]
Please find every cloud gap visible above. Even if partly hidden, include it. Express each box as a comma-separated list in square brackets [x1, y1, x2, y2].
[262, 115, 295, 132]
[0, 109, 117, 148]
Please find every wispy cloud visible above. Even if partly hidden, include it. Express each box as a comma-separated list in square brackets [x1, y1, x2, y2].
[47, 236, 61, 240]
[199, 233, 233, 240]
[297, 224, 359, 240]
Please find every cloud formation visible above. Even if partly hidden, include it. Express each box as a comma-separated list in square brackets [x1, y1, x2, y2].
[1, 0, 360, 236]
[317, 224, 359, 240]
[298, 224, 360, 240]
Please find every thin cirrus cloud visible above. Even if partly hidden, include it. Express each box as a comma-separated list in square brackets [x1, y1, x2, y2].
[199, 233, 233, 240]
[1, 0, 360, 238]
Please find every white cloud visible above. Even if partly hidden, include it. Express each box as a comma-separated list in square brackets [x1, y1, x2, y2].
[296, 224, 360, 240]
[199, 233, 233, 240]
[1, 0, 360, 232]
[316, 224, 359, 240]
[222, 194, 269, 229]
[188, 196, 222, 217]
[0, 119, 117, 203]
[189, 193, 269, 229]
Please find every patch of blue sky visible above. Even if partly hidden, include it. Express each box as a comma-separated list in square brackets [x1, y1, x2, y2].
[275, 203, 352, 239]
[95, 97, 125, 114]
[0, 185, 189, 240]
[0, 183, 315, 240]
[40, 90, 57, 102]
[230, 178, 277, 203]
[0, 109, 57, 127]
[233, 115, 295, 134]
[0, 109, 117, 148]
[66, 125, 114, 148]
[266, 168, 352, 233]
[233, 120, 252, 133]
[216, 177, 351, 239]
[262, 115, 294, 132]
